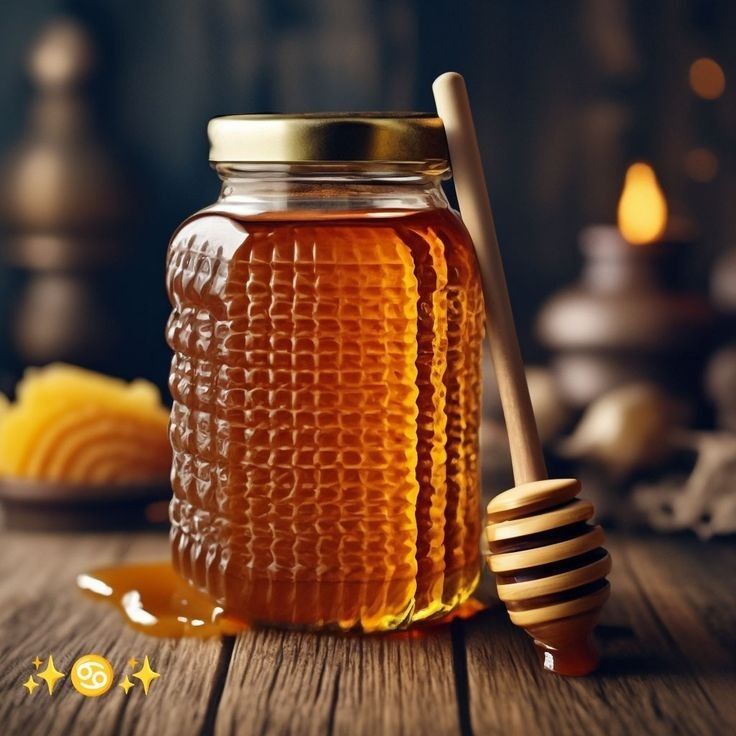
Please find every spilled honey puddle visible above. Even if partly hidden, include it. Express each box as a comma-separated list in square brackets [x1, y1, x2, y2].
[77, 562, 249, 638]
[77, 562, 486, 639]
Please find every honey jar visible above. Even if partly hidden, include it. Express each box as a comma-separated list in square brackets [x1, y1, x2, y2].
[166, 114, 484, 631]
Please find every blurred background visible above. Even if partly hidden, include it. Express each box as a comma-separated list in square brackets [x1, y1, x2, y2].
[0, 0, 734, 534]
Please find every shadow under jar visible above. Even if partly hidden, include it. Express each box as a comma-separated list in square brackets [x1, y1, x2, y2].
[166, 114, 484, 631]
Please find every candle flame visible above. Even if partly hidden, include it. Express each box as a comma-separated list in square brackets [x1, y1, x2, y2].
[617, 163, 668, 245]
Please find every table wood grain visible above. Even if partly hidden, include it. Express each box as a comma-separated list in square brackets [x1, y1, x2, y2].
[0, 530, 733, 736]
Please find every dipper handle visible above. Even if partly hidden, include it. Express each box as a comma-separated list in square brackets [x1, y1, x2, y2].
[434, 73, 611, 676]
[432, 72, 546, 485]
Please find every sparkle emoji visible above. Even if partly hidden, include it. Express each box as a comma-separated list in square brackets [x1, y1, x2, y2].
[32, 656, 43, 669]
[22, 676, 39, 694]
[119, 676, 135, 695]
[131, 656, 160, 695]
[37, 655, 66, 695]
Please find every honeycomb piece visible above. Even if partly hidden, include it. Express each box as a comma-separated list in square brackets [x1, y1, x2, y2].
[0, 364, 171, 485]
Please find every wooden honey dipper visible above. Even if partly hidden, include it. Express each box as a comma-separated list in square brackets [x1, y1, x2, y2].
[433, 72, 611, 675]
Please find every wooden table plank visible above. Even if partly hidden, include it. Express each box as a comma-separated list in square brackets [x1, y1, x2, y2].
[620, 535, 736, 726]
[462, 534, 736, 736]
[215, 621, 463, 736]
[1, 530, 734, 736]
[0, 532, 225, 736]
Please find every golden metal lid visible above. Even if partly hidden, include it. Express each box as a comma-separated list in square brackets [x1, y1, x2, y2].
[207, 113, 448, 166]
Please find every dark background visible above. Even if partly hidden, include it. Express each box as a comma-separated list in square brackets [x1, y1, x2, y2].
[1, 0, 734, 389]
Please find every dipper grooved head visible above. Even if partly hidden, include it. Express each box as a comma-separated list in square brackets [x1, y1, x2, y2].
[486, 478, 611, 675]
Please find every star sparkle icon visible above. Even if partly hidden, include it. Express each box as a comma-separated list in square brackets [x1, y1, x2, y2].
[119, 675, 135, 695]
[37, 655, 66, 695]
[131, 656, 160, 695]
[127, 657, 138, 669]
[22, 676, 39, 694]
[32, 656, 43, 669]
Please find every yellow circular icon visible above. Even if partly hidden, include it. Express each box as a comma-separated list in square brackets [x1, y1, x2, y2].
[70, 654, 114, 697]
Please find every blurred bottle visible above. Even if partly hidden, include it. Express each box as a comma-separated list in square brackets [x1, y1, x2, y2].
[0, 18, 136, 385]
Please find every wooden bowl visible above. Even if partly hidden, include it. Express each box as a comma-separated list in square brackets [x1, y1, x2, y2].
[0, 478, 171, 531]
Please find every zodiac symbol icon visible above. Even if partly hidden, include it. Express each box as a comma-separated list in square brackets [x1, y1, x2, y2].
[70, 654, 114, 697]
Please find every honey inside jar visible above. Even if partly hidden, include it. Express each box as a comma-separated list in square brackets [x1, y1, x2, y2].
[166, 115, 484, 631]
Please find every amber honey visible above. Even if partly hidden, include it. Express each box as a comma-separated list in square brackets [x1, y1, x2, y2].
[162, 112, 486, 631]
[166, 206, 483, 631]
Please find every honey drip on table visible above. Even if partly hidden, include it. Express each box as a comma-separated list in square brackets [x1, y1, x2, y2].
[77, 561, 485, 638]
[77, 562, 249, 638]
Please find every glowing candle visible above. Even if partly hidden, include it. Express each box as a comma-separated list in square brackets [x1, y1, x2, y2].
[616, 163, 668, 246]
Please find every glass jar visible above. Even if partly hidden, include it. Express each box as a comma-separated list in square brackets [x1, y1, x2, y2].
[166, 114, 484, 631]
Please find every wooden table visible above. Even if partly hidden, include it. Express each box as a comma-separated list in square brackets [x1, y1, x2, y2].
[0, 530, 734, 735]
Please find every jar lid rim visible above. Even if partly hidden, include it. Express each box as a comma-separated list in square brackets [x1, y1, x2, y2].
[207, 113, 449, 166]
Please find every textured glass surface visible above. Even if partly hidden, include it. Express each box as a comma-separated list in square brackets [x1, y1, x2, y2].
[166, 208, 484, 631]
